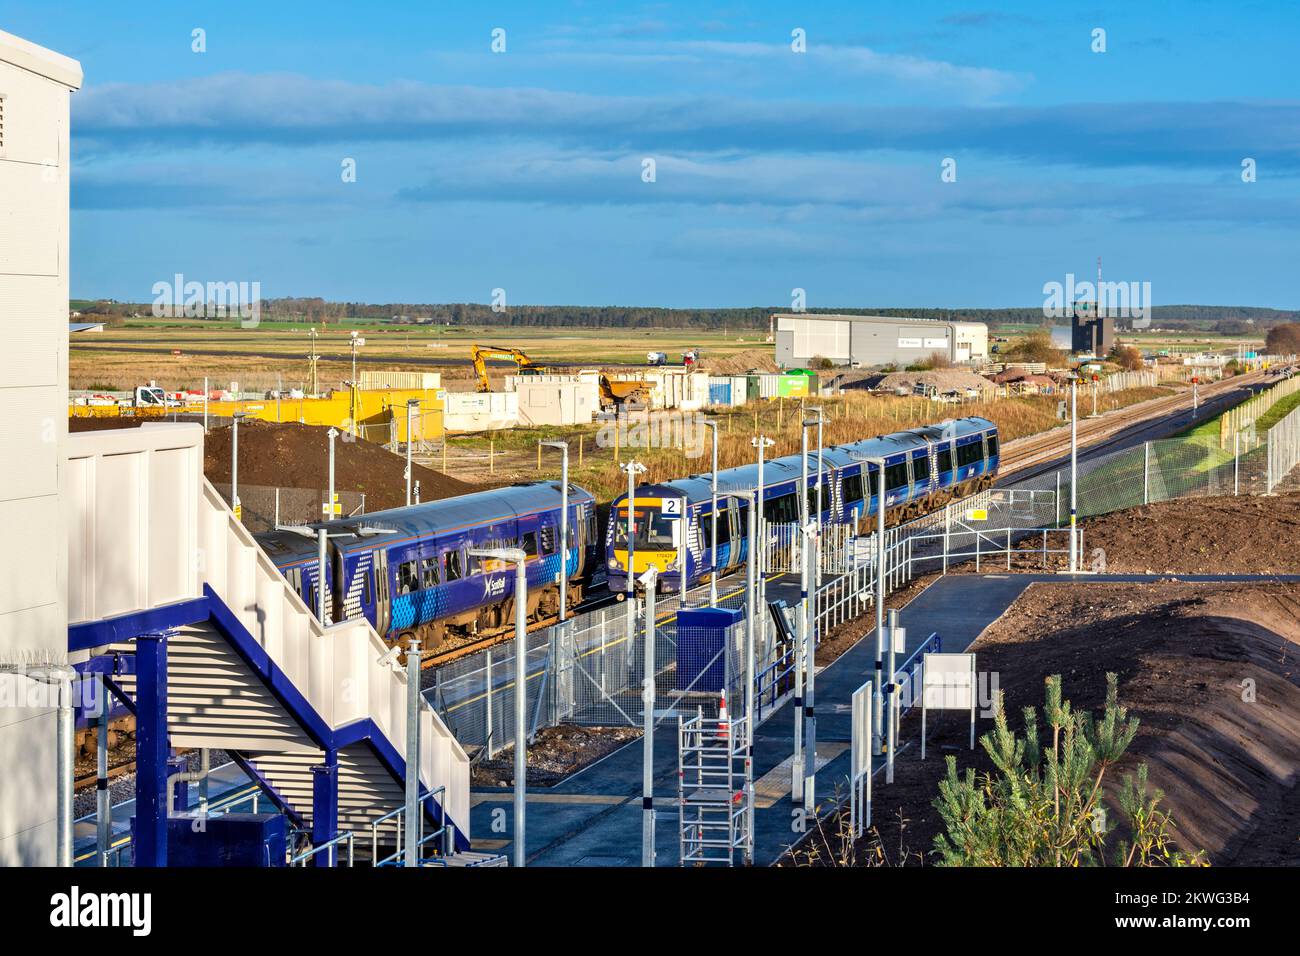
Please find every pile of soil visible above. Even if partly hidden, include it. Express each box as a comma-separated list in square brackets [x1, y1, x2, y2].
[867, 369, 996, 395]
[1011, 493, 1300, 576]
[706, 349, 778, 374]
[205, 420, 476, 511]
[792, 581, 1300, 866]
[69, 416, 145, 432]
[471, 725, 642, 788]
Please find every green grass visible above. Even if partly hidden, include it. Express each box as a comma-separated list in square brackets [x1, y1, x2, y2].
[1255, 389, 1300, 433]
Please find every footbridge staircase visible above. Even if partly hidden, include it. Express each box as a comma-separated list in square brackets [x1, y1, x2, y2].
[66, 423, 472, 865]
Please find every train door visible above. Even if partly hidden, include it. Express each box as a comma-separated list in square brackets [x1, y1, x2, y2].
[374, 549, 391, 636]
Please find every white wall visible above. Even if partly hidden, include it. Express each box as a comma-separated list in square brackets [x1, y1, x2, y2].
[0, 30, 81, 867]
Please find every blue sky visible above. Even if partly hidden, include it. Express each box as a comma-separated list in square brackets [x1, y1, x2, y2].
[10, 1, 1300, 308]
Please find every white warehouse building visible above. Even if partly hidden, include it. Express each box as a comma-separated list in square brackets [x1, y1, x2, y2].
[774, 314, 989, 368]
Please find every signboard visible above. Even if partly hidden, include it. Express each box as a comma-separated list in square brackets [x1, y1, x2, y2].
[966, 508, 988, 521]
[922, 337, 948, 349]
[661, 498, 682, 521]
[921, 652, 977, 758]
[322, 494, 341, 517]
[897, 337, 923, 349]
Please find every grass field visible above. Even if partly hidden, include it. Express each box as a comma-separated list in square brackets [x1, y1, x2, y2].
[69, 321, 775, 392]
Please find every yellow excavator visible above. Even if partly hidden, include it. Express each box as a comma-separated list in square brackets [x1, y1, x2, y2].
[470, 343, 549, 392]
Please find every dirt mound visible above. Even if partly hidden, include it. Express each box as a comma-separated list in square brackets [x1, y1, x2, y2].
[811, 581, 1300, 866]
[867, 368, 996, 394]
[204, 420, 476, 511]
[1069, 493, 1300, 575]
[706, 348, 778, 374]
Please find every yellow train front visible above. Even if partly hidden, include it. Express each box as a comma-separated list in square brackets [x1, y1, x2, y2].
[605, 485, 704, 594]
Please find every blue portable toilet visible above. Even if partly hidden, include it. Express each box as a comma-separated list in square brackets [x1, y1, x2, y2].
[675, 606, 744, 693]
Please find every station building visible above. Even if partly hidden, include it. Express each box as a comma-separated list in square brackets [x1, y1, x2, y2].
[774, 314, 989, 369]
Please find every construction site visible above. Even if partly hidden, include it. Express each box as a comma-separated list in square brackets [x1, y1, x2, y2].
[4, 10, 1300, 941]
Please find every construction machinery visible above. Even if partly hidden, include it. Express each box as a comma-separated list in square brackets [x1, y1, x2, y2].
[597, 375, 650, 410]
[470, 343, 548, 393]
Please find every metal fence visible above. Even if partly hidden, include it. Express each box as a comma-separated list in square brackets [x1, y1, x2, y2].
[213, 483, 367, 533]
[1268, 404, 1300, 492]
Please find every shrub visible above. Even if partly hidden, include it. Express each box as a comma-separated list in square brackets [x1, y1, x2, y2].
[932, 674, 1205, 867]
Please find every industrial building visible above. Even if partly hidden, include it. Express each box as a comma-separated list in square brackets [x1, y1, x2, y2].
[0, 30, 81, 866]
[773, 314, 989, 369]
[1070, 300, 1115, 357]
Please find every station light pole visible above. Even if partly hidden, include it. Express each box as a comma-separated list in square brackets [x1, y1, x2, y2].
[718, 488, 759, 845]
[349, 331, 365, 435]
[752, 435, 774, 615]
[539, 440, 570, 623]
[326, 426, 338, 521]
[620, 460, 647, 645]
[1069, 374, 1079, 573]
[638, 565, 658, 867]
[468, 547, 529, 867]
[702, 419, 719, 607]
[231, 412, 245, 524]
[849, 453, 887, 753]
[405, 399, 420, 507]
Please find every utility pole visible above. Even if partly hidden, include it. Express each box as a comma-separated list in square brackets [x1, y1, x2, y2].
[308, 327, 319, 398]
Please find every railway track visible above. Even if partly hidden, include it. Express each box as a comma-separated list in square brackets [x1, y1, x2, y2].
[997, 371, 1267, 483]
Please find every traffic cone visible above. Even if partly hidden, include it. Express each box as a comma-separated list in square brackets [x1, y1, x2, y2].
[718, 689, 730, 742]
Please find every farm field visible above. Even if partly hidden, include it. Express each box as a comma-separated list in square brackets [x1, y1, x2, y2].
[68, 320, 775, 392]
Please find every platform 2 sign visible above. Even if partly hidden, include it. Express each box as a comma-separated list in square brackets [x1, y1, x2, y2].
[661, 498, 682, 521]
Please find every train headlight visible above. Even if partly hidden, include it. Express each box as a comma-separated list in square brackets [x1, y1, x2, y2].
[608, 559, 618, 569]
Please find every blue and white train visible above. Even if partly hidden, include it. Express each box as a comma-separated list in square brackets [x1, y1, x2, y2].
[605, 416, 1000, 594]
[256, 481, 599, 649]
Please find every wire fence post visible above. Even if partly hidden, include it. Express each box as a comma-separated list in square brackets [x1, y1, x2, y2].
[1143, 441, 1151, 505]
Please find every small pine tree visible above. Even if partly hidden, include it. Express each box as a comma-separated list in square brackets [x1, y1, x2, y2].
[931, 674, 1205, 867]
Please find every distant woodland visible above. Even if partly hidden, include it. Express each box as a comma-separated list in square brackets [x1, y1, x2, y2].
[71, 297, 1299, 334]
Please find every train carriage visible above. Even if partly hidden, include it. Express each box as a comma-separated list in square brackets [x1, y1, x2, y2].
[606, 416, 999, 593]
[257, 481, 598, 650]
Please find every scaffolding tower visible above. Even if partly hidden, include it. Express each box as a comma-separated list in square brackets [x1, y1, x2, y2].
[677, 706, 753, 866]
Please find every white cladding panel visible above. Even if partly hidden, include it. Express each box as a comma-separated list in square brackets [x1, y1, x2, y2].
[0, 37, 78, 865]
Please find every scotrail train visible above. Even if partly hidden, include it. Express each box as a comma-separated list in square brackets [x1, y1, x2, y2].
[256, 481, 599, 650]
[605, 416, 1000, 594]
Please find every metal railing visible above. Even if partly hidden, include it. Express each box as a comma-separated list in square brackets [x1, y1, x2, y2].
[289, 830, 356, 867]
[369, 786, 453, 866]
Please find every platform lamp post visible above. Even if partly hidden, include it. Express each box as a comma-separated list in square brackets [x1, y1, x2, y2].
[405, 399, 420, 507]
[637, 564, 658, 867]
[468, 547, 529, 868]
[701, 419, 720, 607]
[849, 453, 888, 754]
[231, 411, 245, 524]
[1068, 372, 1079, 573]
[620, 460, 647, 646]
[539, 440, 569, 624]
[326, 427, 338, 521]
[751, 435, 774, 615]
[349, 331, 365, 435]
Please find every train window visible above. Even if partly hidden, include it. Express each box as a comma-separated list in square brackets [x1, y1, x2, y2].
[987, 434, 999, 457]
[763, 492, 798, 525]
[938, 445, 953, 474]
[956, 441, 984, 468]
[421, 557, 439, 588]
[397, 561, 419, 594]
[540, 526, 557, 555]
[522, 531, 539, 557]
[444, 550, 463, 581]
[363, 568, 373, 605]
[843, 473, 864, 504]
[712, 508, 731, 546]
[913, 453, 931, 482]
[885, 461, 909, 491]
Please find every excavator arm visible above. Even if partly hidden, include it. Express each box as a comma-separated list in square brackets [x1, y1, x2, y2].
[470, 344, 546, 392]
